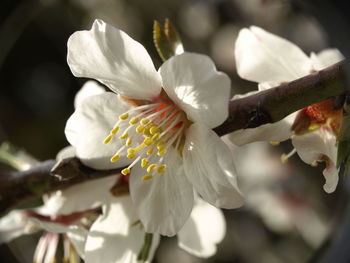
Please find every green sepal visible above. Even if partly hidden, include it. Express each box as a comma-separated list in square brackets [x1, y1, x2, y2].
[337, 95, 350, 175]
[137, 233, 153, 262]
[153, 18, 184, 62]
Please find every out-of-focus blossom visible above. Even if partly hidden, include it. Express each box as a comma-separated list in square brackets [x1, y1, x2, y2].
[65, 19, 243, 236]
[230, 26, 344, 193]
[223, 137, 331, 248]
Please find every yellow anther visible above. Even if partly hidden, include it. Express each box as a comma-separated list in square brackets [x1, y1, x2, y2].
[119, 113, 129, 120]
[150, 125, 159, 135]
[126, 138, 132, 146]
[143, 126, 152, 137]
[134, 143, 147, 152]
[111, 126, 120, 135]
[121, 168, 131, 176]
[129, 117, 140, 125]
[141, 118, 150, 125]
[311, 161, 318, 167]
[151, 133, 160, 142]
[157, 148, 167, 156]
[280, 154, 288, 164]
[111, 154, 121, 162]
[157, 141, 166, 150]
[157, 165, 167, 174]
[141, 158, 149, 168]
[147, 147, 154, 155]
[147, 164, 157, 173]
[127, 148, 136, 155]
[127, 153, 136, 159]
[142, 174, 153, 181]
[270, 141, 280, 146]
[136, 125, 145, 133]
[103, 135, 113, 144]
[119, 131, 129, 140]
[143, 137, 153, 146]
[157, 141, 165, 148]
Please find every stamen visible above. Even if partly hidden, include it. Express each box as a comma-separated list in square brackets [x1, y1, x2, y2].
[103, 135, 113, 144]
[144, 137, 153, 146]
[141, 158, 149, 168]
[146, 105, 172, 120]
[126, 138, 132, 146]
[157, 149, 167, 156]
[270, 141, 280, 146]
[119, 113, 129, 120]
[157, 165, 167, 174]
[281, 148, 297, 164]
[160, 114, 183, 137]
[136, 125, 145, 133]
[111, 154, 121, 162]
[111, 126, 120, 135]
[119, 131, 129, 140]
[150, 125, 159, 135]
[147, 147, 154, 155]
[156, 108, 180, 129]
[142, 174, 153, 181]
[129, 117, 139, 125]
[127, 153, 136, 159]
[141, 118, 150, 126]
[311, 160, 318, 167]
[121, 168, 131, 175]
[147, 164, 157, 173]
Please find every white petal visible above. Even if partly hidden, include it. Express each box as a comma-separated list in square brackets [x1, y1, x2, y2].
[67, 19, 162, 100]
[159, 53, 231, 128]
[65, 92, 132, 169]
[67, 228, 89, 260]
[74, 80, 105, 109]
[235, 26, 312, 83]
[129, 148, 194, 236]
[0, 210, 29, 243]
[29, 217, 88, 258]
[292, 128, 338, 193]
[183, 123, 244, 208]
[37, 175, 116, 216]
[310, 49, 344, 70]
[56, 146, 76, 160]
[229, 112, 296, 146]
[85, 196, 160, 263]
[177, 198, 226, 258]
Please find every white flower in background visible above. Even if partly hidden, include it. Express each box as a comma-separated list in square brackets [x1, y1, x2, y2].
[230, 26, 344, 193]
[84, 195, 226, 263]
[0, 206, 89, 263]
[65, 19, 243, 236]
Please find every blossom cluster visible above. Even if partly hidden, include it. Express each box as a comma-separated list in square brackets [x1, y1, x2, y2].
[0, 19, 345, 263]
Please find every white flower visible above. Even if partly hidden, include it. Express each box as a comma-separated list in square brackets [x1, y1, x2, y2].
[230, 26, 344, 193]
[65, 19, 243, 236]
[84, 195, 226, 263]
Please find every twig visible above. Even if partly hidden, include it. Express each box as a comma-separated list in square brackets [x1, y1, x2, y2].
[0, 60, 347, 216]
[0, 158, 122, 216]
[214, 60, 347, 135]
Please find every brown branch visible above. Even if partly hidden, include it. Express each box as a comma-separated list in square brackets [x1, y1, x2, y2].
[0, 61, 347, 216]
[0, 158, 122, 216]
[214, 60, 347, 135]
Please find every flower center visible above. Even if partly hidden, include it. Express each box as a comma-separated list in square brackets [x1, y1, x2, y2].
[292, 98, 343, 136]
[103, 101, 188, 180]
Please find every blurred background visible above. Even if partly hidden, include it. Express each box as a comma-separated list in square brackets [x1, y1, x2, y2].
[1, 0, 350, 262]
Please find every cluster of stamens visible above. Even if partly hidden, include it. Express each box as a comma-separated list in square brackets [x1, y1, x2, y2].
[103, 102, 187, 181]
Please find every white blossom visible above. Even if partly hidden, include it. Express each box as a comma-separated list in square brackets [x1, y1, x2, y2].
[65, 19, 243, 236]
[230, 26, 344, 193]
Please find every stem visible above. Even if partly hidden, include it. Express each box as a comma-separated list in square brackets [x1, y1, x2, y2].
[0, 61, 347, 216]
[214, 61, 347, 135]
